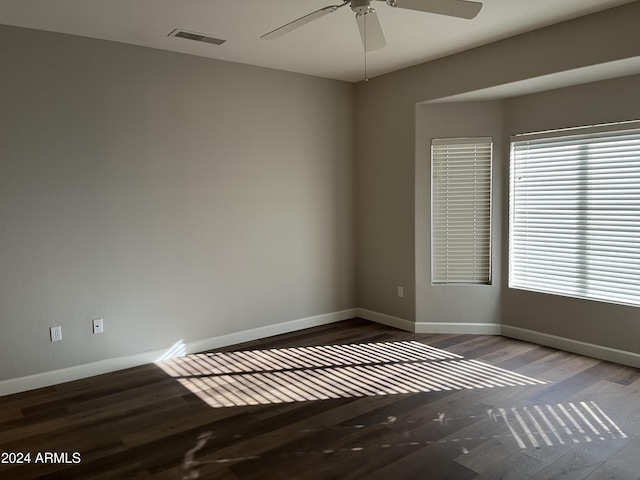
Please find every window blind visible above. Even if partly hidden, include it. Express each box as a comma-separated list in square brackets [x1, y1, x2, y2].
[432, 137, 492, 284]
[510, 123, 640, 307]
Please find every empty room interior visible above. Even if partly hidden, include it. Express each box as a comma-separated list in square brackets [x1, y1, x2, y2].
[1, 1, 640, 478]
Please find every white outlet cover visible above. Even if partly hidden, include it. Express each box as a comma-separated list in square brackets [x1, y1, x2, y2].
[93, 318, 104, 334]
[50, 326, 62, 342]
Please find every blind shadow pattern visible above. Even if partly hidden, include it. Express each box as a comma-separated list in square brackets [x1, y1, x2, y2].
[157, 341, 546, 408]
[179, 401, 625, 478]
[491, 401, 627, 449]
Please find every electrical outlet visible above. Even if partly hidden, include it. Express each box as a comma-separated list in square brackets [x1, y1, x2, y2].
[397, 286, 404, 298]
[50, 326, 62, 342]
[93, 318, 104, 334]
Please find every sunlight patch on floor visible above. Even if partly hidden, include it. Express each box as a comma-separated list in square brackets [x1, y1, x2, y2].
[179, 400, 626, 479]
[491, 401, 627, 448]
[156, 341, 547, 408]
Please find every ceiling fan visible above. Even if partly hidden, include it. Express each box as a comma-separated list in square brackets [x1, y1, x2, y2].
[261, 0, 483, 51]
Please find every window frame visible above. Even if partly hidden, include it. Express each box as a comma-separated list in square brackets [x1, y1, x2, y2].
[509, 121, 640, 307]
[431, 136, 493, 285]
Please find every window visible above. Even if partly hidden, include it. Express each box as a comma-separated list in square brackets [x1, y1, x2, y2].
[432, 137, 492, 284]
[509, 122, 640, 307]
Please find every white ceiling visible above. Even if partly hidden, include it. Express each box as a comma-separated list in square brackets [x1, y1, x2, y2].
[0, 0, 636, 82]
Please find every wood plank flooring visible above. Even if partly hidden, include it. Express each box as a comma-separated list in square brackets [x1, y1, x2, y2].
[2, 318, 640, 479]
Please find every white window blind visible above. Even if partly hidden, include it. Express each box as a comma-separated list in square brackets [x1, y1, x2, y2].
[510, 122, 640, 307]
[432, 137, 492, 284]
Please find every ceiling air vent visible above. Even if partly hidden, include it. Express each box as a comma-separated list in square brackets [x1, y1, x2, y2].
[169, 29, 226, 46]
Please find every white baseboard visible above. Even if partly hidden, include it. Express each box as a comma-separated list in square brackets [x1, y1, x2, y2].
[357, 308, 415, 332]
[0, 350, 167, 398]
[187, 309, 358, 355]
[360, 309, 640, 368]
[501, 325, 640, 369]
[358, 309, 501, 335]
[415, 322, 502, 335]
[5, 309, 639, 397]
[0, 308, 357, 397]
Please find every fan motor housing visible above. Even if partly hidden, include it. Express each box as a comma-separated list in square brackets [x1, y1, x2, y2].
[351, 0, 373, 14]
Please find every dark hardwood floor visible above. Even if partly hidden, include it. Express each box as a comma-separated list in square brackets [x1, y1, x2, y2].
[2, 318, 640, 479]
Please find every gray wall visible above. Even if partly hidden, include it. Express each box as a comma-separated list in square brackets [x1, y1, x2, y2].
[3, 2, 640, 384]
[416, 102, 504, 327]
[502, 74, 640, 353]
[0, 26, 355, 380]
[355, 1, 640, 324]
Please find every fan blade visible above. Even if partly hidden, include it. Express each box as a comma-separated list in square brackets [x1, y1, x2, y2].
[392, 0, 482, 19]
[261, 6, 338, 40]
[356, 11, 387, 52]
